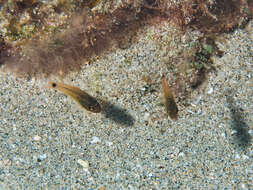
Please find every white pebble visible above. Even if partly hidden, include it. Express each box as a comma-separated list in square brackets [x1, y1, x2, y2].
[178, 152, 185, 157]
[38, 154, 47, 160]
[221, 132, 226, 138]
[144, 112, 150, 121]
[208, 87, 213, 94]
[242, 155, 249, 160]
[77, 159, 89, 170]
[208, 172, 216, 180]
[235, 154, 240, 159]
[90, 136, 100, 144]
[241, 183, 248, 190]
[105, 141, 113, 146]
[231, 130, 237, 135]
[33, 135, 41, 141]
[195, 96, 202, 104]
[187, 110, 195, 114]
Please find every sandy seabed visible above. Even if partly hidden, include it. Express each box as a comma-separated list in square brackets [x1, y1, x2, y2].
[0, 14, 252, 190]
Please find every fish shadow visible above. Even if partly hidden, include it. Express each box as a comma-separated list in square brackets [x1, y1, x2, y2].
[226, 94, 251, 149]
[99, 100, 135, 127]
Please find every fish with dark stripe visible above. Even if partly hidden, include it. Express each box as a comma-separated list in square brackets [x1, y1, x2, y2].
[49, 82, 101, 113]
[162, 77, 178, 120]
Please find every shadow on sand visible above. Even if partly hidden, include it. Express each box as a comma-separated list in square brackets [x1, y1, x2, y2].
[99, 100, 135, 127]
[226, 93, 251, 149]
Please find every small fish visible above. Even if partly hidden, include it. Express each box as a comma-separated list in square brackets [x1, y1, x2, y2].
[162, 77, 178, 120]
[49, 82, 101, 113]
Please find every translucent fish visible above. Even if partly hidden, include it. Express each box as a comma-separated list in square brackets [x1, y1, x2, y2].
[49, 82, 101, 113]
[162, 77, 178, 120]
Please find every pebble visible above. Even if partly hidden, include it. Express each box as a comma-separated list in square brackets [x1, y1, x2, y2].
[90, 136, 101, 144]
[0, 7, 252, 189]
[77, 159, 89, 170]
[178, 152, 185, 157]
[38, 154, 47, 161]
[221, 132, 227, 138]
[241, 155, 249, 160]
[241, 183, 248, 190]
[187, 110, 195, 114]
[207, 87, 214, 94]
[235, 154, 240, 159]
[105, 141, 113, 146]
[33, 135, 42, 141]
[144, 112, 150, 121]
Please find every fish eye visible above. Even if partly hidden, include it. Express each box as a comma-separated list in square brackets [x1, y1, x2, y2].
[52, 83, 57, 87]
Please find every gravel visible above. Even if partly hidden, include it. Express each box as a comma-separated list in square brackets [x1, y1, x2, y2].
[0, 18, 252, 189]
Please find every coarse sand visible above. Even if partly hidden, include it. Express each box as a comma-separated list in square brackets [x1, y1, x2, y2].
[0, 18, 252, 190]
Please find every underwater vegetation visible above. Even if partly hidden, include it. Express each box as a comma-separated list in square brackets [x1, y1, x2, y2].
[0, 0, 251, 77]
[0, 35, 11, 65]
[146, 0, 252, 33]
